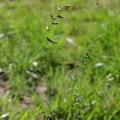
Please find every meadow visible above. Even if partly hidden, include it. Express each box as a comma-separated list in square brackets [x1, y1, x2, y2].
[0, 0, 120, 119]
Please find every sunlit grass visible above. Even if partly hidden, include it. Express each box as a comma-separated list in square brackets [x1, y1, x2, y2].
[0, 0, 120, 119]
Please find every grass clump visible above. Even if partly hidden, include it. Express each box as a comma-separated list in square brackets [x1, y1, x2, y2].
[0, 0, 120, 120]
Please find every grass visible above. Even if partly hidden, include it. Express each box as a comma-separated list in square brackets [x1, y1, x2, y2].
[0, 0, 120, 119]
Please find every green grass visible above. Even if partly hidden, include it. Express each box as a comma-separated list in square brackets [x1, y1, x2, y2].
[0, 0, 120, 119]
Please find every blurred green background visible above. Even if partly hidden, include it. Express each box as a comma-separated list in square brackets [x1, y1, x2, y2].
[0, 0, 120, 119]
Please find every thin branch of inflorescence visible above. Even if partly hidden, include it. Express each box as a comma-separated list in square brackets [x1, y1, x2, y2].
[46, 5, 71, 44]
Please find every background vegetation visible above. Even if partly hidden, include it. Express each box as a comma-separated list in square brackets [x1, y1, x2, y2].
[0, 0, 120, 119]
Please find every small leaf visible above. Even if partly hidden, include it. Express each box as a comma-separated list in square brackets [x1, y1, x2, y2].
[65, 5, 71, 7]
[64, 5, 71, 10]
[57, 6, 62, 12]
[46, 26, 50, 31]
[86, 52, 93, 61]
[52, 21, 59, 25]
[50, 14, 56, 20]
[57, 14, 64, 18]
[46, 37, 58, 44]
